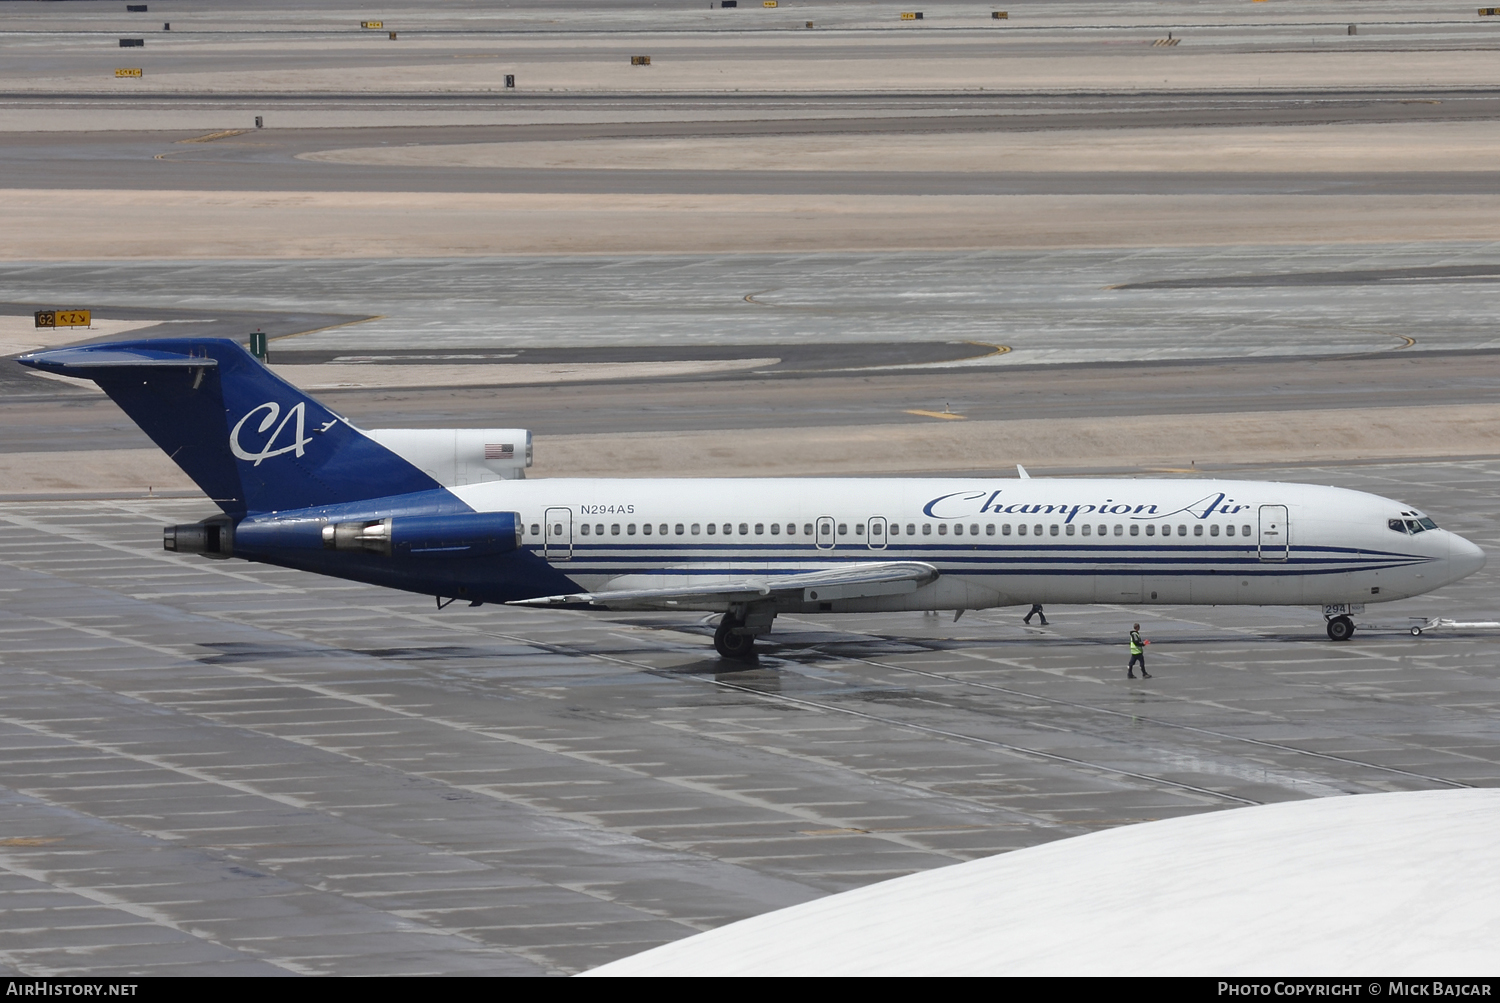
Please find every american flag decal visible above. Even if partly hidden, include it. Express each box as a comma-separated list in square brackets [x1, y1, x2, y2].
[485, 443, 514, 460]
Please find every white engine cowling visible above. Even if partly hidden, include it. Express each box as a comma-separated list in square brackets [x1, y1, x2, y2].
[364, 428, 532, 486]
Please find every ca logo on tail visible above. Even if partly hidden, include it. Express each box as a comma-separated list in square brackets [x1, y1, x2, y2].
[231, 401, 313, 466]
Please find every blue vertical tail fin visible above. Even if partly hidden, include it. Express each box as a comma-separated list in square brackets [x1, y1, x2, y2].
[18, 338, 442, 516]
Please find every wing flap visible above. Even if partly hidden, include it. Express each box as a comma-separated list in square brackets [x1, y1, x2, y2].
[510, 561, 939, 608]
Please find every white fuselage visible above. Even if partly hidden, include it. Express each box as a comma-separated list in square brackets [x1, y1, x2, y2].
[450, 477, 1484, 613]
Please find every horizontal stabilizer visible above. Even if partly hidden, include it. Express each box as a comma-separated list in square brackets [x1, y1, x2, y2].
[509, 561, 939, 608]
[20, 345, 220, 371]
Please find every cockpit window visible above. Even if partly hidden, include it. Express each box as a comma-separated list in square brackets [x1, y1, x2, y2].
[1418, 517, 1438, 531]
[1388, 519, 1408, 534]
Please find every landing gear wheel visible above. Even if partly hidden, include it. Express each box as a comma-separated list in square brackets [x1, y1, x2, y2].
[1411, 626, 1423, 636]
[714, 614, 757, 659]
[1326, 615, 1355, 642]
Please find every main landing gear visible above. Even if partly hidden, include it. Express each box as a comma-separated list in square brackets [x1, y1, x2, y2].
[713, 603, 776, 660]
[714, 613, 757, 659]
[1325, 615, 1355, 642]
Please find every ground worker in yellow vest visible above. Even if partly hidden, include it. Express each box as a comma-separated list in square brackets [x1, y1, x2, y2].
[1128, 623, 1151, 679]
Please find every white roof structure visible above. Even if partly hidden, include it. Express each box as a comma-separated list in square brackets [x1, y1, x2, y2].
[584, 789, 1500, 976]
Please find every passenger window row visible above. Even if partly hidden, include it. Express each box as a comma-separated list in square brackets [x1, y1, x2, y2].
[526, 521, 1258, 539]
[568, 522, 822, 537]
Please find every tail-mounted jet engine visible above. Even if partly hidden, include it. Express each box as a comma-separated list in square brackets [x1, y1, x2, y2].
[319, 513, 523, 558]
[163, 516, 236, 559]
[165, 511, 522, 561]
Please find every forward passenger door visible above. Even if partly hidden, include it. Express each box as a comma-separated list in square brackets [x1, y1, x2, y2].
[1259, 505, 1289, 562]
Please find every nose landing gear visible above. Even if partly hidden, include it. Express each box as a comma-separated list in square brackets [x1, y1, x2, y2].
[1325, 614, 1355, 642]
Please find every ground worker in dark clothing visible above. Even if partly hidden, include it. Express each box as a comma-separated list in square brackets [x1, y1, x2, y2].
[1128, 623, 1151, 679]
[1023, 603, 1048, 626]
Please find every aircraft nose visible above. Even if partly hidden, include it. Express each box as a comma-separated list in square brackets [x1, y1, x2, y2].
[1448, 533, 1487, 579]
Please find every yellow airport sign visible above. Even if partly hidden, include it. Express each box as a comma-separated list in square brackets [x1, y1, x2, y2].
[1480, 7, 1499, 13]
[360, 20, 383, 28]
[115, 68, 143, 78]
[992, 10, 1008, 18]
[630, 55, 651, 65]
[34, 310, 91, 329]
[762, 2, 777, 7]
[901, 11, 924, 19]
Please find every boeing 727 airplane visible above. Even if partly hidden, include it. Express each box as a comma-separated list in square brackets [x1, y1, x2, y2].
[20, 339, 1486, 657]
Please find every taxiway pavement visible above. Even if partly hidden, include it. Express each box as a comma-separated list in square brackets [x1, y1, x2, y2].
[0, 458, 1495, 974]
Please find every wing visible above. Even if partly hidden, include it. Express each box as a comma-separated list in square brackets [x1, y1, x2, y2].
[509, 561, 940, 609]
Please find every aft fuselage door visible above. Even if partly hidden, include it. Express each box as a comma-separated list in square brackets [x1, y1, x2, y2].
[816, 516, 836, 551]
[867, 516, 887, 550]
[1258, 504, 1289, 562]
[544, 507, 573, 560]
